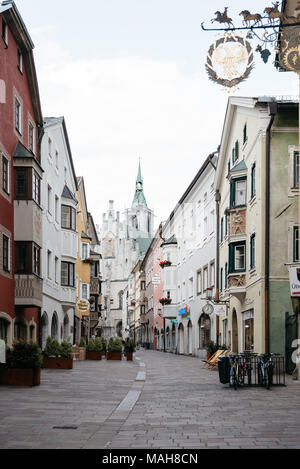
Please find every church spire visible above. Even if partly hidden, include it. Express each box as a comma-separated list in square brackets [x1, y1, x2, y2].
[132, 159, 147, 207]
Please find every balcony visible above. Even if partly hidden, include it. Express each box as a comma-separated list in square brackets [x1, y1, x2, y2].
[15, 275, 42, 307]
[60, 286, 76, 305]
[228, 274, 246, 301]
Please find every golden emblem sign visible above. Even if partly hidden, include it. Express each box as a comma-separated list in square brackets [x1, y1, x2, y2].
[278, 27, 300, 74]
[206, 33, 254, 89]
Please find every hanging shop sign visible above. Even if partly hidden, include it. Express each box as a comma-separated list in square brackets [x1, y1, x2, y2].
[278, 26, 300, 73]
[76, 299, 90, 317]
[178, 306, 189, 317]
[206, 32, 254, 89]
[288, 266, 300, 297]
[214, 304, 227, 317]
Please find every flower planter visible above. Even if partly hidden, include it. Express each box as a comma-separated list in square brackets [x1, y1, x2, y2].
[160, 261, 172, 268]
[42, 357, 73, 369]
[159, 299, 172, 306]
[126, 353, 133, 361]
[86, 351, 102, 361]
[0, 368, 40, 387]
[106, 352, 122, 361]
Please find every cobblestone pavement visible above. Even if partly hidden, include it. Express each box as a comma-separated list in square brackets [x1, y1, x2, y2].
[1, 350, 300, 449]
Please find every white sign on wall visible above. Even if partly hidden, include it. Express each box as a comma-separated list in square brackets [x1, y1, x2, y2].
[288, 266, 300, 297]
[214, 305, 227, 317]
[0, 340, 6, 364]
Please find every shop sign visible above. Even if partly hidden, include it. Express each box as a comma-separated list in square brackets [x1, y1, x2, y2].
[214, 305, 227, 317]
[288, 266, 300, 297]
[76, 299, 90, 317]
[0, 339, 6, 363]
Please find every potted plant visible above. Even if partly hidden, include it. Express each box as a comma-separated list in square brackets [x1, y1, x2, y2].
[106, 338, 123, 361]
[42, 337, 73, 369]
[206, 340, 218, 360]
[0, 340, 42, 387]
[86, 338, 103, 360]
[124, 339, 135, 361]
[159, 298, 172, 306]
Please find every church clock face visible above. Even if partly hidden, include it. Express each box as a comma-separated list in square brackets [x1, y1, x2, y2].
[203, 303, 214, 315]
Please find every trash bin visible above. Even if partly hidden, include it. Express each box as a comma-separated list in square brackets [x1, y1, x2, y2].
[218, 355, 231, 384]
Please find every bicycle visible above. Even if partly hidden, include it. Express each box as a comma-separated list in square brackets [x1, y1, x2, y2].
[229, 355, 244, 390]
[257, 353, 274, 390]
[240, 352, 257, 386]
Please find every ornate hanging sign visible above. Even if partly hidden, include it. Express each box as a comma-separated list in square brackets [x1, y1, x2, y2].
[278, 26, 300, 73]
[206, 33, 254, 89]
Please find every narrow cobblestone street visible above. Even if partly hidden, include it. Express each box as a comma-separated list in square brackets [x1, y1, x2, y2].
[1, 351, 300, 449]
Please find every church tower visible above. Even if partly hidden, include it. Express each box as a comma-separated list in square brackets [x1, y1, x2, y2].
[126, 161, 154, 254]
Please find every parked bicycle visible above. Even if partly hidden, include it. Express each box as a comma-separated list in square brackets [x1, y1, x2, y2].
[257, 353, 275, 390]
[229, 354, 244, 390]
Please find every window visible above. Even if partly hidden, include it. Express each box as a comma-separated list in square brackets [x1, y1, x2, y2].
[2, 18, 7, 45]
[220, 268, 223, 292]
[33, 245, 40, 276]
[28, 122, 34, 153]
[182, 282, 186, 301]
[3, 235, 9, 272]
[55, 150, 59, 169]
[55, 257, 59, 284]
[229, 242, 246, 273]
[15, 242, 30, 274]
[17, 49, 22, 72]
[251, 163, 256, 199]
[15, 168, 29, 199]
[188, 277, 194, 298]
[32, 171, 40, 205]
[81, 243, 88, 260]
[227, 160, 231, 175]
[294, 151, 299, 189]
[140, 305, 146, 315]
[2, 155, 9, 194]
[225, 263, 228, 289]
[197, 270, 202, 295]
[15, 97, 22, 134]
[220, 218, 224, 242]
[203, 267, 208, 291]
[232, 140, 239, 164]
[141, 281, 146, 291]
[210, 262, 215, 287]
[55, 196, 59, 222]
[82, 283, 88, 299]
[250, 234, 256, 270]
[47, 250, 52, 279]
[243, 123, 247, 145]
[47, 185, 52, 214]
[225, 212, 228, 237]
[48, 138, 52, 158]
[293, 226, 299, 263]
[61, 205, 76, 231]
[61, 262, 75, 287]
[230, 178, 247, 208]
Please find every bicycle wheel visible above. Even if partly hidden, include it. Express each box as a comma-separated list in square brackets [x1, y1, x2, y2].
[267, 364, 273, 390]
[257, 364, 264, 386]
[238, 365, 244, 385]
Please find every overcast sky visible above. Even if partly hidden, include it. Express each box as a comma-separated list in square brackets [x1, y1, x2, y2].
[16, 0, 298, 229]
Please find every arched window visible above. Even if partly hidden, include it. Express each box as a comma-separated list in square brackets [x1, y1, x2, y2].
[0, 318, 9, 343]
[199, 314, 211, 349]
[14, 319, 27, 341]
[51, 313, 58, 340]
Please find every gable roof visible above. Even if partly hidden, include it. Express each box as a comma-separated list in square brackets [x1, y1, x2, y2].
[1, 1, 42, 125]
[62, 184, 77, 202]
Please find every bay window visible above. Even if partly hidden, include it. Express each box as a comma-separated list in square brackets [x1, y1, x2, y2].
[61, 205, 76, 230]
[230, 177, 247, 208]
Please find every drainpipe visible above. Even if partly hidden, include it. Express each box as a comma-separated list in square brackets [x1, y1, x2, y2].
[265, 101, 277, 354]
[215, 190, 221, 346]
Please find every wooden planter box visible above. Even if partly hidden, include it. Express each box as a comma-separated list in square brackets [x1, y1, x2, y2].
[126, 353, 133, 361]
[0, 368, 40, 387]
[42, 357, 73, 369]
[106, 352, 122, 361]
[86, 351, 102, 361]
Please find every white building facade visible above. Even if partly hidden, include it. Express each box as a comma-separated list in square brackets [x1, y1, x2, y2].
[40, 117, 78, 348]
[161, 154, 219, 358]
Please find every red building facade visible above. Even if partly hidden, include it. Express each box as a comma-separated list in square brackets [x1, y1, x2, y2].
[0, 1, 43, 345]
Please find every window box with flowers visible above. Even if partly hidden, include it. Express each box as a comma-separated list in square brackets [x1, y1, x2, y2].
[0, 340, 43, 387]
[42, 337, 73, 369]
[159, 298, 172, 306]
[159, 260, 172, 268]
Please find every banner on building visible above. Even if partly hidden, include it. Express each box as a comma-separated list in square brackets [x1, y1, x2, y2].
[288, 266, 300, 297]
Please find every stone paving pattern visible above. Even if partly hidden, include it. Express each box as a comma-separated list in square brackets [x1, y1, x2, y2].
[1, 350, 300, 449]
